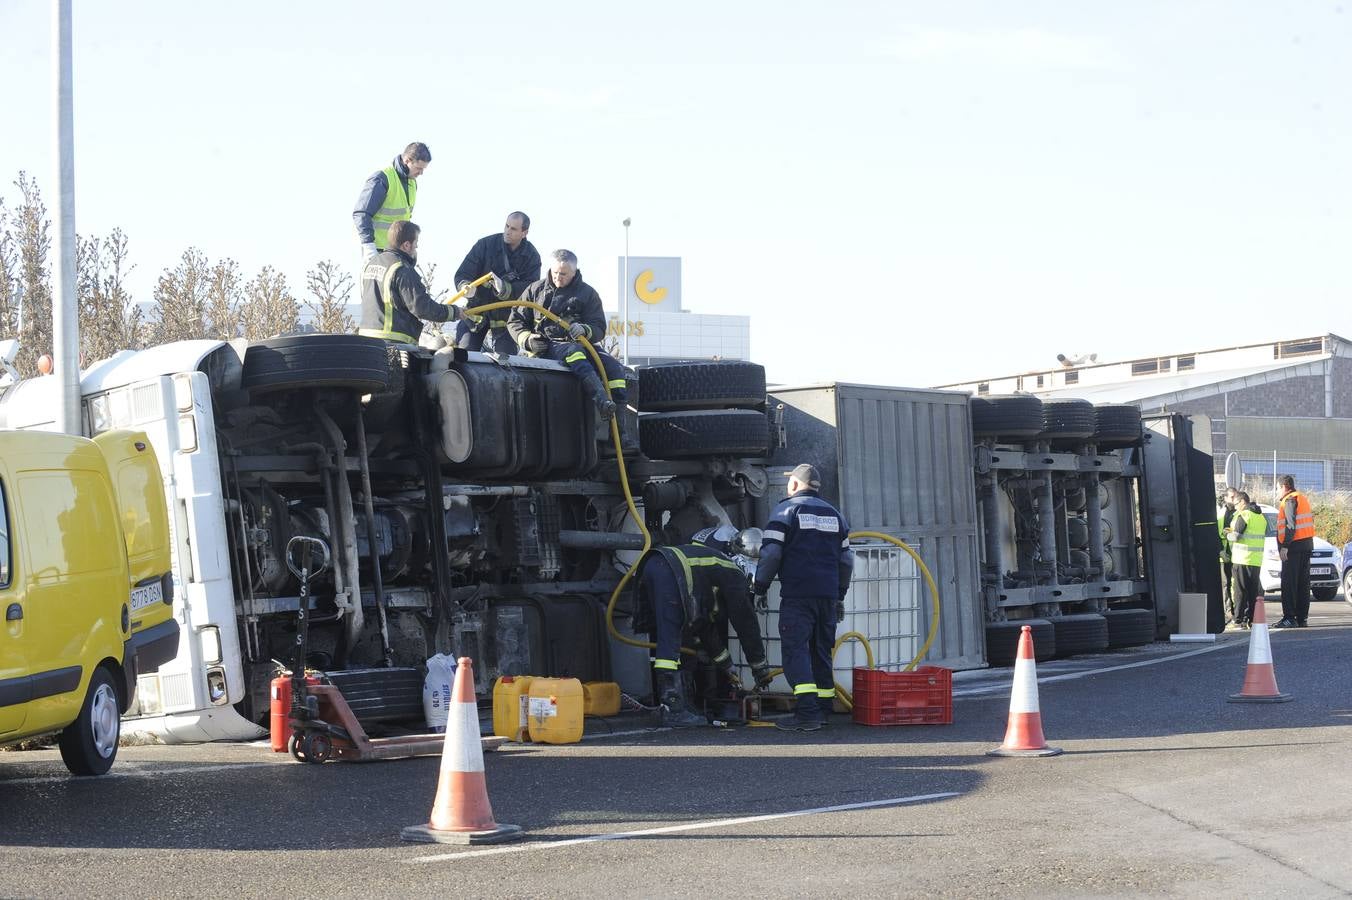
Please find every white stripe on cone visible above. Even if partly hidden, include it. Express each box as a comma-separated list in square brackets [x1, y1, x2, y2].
[441, 701, 485, 774]
[1247, 624, 1273, 665]
[1009, 646, 1040, 714]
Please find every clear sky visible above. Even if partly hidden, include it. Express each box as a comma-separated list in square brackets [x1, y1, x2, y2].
[1, 1, 1348, 388]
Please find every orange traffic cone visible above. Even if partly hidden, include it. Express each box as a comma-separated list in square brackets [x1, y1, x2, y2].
[401, 657, 524, 845]
[988, 625, 1063, 758]
[1228, 599, 1292, 703]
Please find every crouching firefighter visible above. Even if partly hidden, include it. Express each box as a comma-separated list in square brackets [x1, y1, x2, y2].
[634, 525, 774, 727]
[358, 221, 464, 343]
[507, 249, 629, 420]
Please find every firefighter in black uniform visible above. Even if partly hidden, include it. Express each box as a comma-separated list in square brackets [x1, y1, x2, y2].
[452, 212, 541, 355]
[634, 526, 774, 727]
[357, 221, 465, 343]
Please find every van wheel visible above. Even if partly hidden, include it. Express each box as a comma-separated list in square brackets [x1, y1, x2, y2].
[59, 667, 121, 776]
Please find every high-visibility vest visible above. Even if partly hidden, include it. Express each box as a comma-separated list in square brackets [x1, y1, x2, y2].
[371, 166, 416, 250]
[357, 256, 418, 343]
[1217, 506, 1233, 561]
[1230, 509, 1267, 567]
[1276, 490, 1314, 542]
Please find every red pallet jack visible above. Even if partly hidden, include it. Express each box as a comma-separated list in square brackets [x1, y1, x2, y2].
[283, 536, 505, 764]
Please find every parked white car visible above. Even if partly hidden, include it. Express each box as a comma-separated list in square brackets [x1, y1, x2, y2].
[1252, 504, 1340, 600]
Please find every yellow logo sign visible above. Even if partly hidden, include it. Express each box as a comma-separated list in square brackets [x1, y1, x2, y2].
[633, 270, 668, 306]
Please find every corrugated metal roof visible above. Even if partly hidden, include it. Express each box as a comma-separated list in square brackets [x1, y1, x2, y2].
[1036, 356, 1329, 406]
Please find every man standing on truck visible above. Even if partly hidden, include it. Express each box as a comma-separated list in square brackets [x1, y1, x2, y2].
[508, 249, 629, 420]
[353, 142, 430, 262]
[452, 212, 541, 356]
[635, 525, 775, 728]
[1225, 492, 1265, 630]
[358, 221, 465, 344]
[1274, 474, 1315, 628]
[753, 464, 854, 732]
[1218, 488, 1239, 624]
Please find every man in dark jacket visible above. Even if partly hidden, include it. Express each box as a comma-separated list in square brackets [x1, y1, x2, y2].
[453, 212, 541, 356]
[754, 463, 854, 732]
[353, 143, 430, 260]
[635, 525, 774, 727]
[507, 249, 628, 419]
[358, 221, 464, 343]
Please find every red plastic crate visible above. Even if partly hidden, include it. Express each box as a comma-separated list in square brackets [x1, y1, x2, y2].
[851, 666, 953, 726]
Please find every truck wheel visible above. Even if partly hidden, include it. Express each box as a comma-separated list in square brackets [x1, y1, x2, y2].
[242, 335, 392, 394]
[984, 619, 1056, 666]
[970, 395, 1044, 440]
[639, 409, 771, 459]
[58, 667, 121, 776]
[1103, 608, 1155, 647]
[636, 361, 766, 412]
[1039, 399, 1096, 444]
[1051, 613, 1110, 657]
[1093, 404, 1143, 449]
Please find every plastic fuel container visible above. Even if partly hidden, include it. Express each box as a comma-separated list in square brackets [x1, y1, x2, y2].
[493, 675, 534, 742]
[526, 677, 584, 744]
[582, 681, 621, 717]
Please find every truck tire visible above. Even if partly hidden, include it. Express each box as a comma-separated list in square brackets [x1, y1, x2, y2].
[1039, 399, 1096, 443]
[636, 361, 766, 412]
[1051, 613, 1110, 657]
[639, 409, 772, 459]
[242, 335, 392, 394]
[970, 395, 1044, 440]
[984, 619, 1056, 666]
[1103, 608, 1155, 647]
[1093, 404, 1143, 449]
[58, 666, 121, 776]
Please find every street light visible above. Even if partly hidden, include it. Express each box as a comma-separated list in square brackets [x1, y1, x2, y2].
[621, 218, 631, 365]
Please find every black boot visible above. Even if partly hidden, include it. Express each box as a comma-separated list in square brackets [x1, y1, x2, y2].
[657, 670, 705, 728]
[581, 370, 616, 420]
[775, 696, 824, 732]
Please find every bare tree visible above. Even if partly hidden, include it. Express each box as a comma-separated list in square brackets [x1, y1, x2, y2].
[77, 228, 143, 365]
[204, 258, 243, 340]
[151, 248, 209, 344]
[418, 261, 449, 303]
[13, 172, 52, 376]
[0, 197, 17, 340]
[305, 259, 354, 334]
[241, 265, 299, 340]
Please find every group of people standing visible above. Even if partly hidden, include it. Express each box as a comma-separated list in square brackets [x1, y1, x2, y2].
[1218, 475, 1315, 630]
[352, 142, 626, 419]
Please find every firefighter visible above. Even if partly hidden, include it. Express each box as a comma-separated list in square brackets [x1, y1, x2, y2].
[1225, 491, 1265, 629]
[353, 142, 430, 260]
[1275, 474, 1315, 628]
[507, 250, 629, 420]
[753, 463, 854, 732]
[452, 212, 541, 356]
[635, 525, 774, 728]
[357, 221, 464, 344]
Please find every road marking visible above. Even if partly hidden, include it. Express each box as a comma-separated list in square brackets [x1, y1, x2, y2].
[0, 761, 277, 787]
[953, 642, 1240, 698]
[408, 791, 962, 863]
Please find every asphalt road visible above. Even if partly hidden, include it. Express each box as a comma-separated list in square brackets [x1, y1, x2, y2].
[3, 596, 1351, 899]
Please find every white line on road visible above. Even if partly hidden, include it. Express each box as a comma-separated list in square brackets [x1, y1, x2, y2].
[408, 791, 962, 863]
[953, 642, 1241, 698]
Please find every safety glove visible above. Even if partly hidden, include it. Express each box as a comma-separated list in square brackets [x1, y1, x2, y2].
[567, 321, 590, 340]
[490, 273, 511, 300]
[750, 660, 774, 690]
[752, 591, 769, 612]
[525, 334, 552, 355]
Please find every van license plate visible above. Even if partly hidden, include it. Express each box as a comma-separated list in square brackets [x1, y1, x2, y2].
[130, 582, 164, 611]
[1310, 566, 1332, 576]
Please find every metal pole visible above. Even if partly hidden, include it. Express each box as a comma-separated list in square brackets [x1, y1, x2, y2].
[52, 0, 81, 435]
[621, 218, 631, 365]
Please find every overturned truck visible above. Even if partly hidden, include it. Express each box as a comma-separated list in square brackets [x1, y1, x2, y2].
[0, 335, 775, 741]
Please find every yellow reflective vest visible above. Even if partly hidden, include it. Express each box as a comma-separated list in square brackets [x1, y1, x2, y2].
[372, 166, 416, 250]
[1230, 509, 1267, 567]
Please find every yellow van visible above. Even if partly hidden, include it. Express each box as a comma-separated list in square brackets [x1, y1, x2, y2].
[0, 429, 176, 775]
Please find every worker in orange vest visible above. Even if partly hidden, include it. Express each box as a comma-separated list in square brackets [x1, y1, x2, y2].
[1274, 474, 1315, 628]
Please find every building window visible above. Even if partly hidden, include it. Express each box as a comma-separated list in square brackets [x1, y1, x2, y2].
[1064, 371, 1079, 385]
[1176, 354, 1195, 371]
[1274, 338, 1323, 359]
[1239, 458, 1326, 492]
[977, 382, 990, 395]
[1131, 359, 1160, 376]
[1035, 374, 1044, 388]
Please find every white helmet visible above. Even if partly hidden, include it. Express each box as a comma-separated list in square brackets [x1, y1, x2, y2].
[691, 524, 738, 554]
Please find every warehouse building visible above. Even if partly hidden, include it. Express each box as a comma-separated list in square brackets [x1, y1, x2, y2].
[939, 333, 1352, 491]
